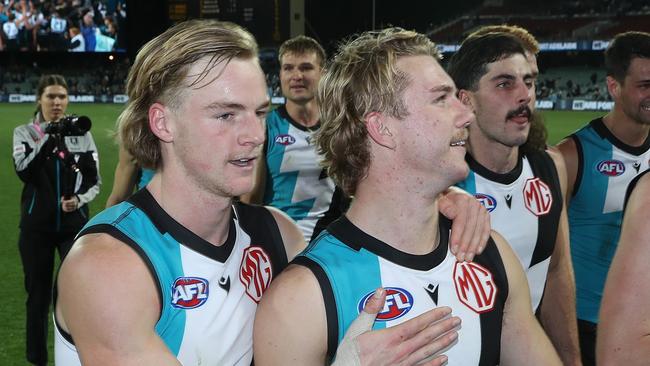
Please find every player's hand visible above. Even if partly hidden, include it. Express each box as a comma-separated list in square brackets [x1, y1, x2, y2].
[438, 187, 490, 262]
[61, 196, 80, 212]
[333, 288, 460, 366]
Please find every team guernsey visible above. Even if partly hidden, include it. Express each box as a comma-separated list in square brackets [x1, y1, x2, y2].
[264, 106, 340, 242]
[568, 117, 650, 323]
[456, 151, 562, 312]
[296, 216, 508, 365]
[54, 189, 288, 365]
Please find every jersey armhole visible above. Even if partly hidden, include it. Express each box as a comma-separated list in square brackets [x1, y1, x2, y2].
[292, 256, 339, 363]
[570, 135, 584, 198]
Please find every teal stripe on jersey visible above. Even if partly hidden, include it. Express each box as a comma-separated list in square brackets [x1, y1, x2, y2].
[263, 109, 320, 223]
[303, 233, 385, 345]
[82, 202, 187, 355]
[456, 170, 477, 194]
[138, 168, 155, 189]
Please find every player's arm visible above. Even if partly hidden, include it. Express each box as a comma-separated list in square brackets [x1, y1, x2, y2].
[267, 206, 306, 260]
[240, 143, 267, 204]
[254, 265, 461, 366]
[597, 173, 650, 365]
[553, 138, 579, 206]
[539, 149, 581, 365]
[56, 233, 181, 366]
[106, 146, 139, 208]
[438, 186, 491, 262]
[493, 231, 562, 366]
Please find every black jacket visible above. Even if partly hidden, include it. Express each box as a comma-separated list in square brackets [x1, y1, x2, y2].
[13, 116, 101, 232]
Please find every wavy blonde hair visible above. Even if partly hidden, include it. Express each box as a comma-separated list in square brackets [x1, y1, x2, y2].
[316, 27, 440, 196]
[117, 19, 258, 169]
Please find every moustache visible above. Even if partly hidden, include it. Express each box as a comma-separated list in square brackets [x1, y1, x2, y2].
[506, 105, 532, 119]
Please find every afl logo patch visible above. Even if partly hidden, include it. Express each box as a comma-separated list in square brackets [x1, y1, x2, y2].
[474, 193, 497, 212]
[274, 134, 296, 145]
[239, 246, 273, 303]
[453, 262, 497, 313]
[357, 287, 413, 321]
[171, 277, 209, 309]
[597, 160, 625, 176]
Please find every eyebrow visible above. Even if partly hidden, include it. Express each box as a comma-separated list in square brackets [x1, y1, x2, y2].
[490, 72, 534, 82]
[205, 100, 270, 111]
[428, 85, 455, 94]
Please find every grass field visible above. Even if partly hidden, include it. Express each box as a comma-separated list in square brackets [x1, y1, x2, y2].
[0, 104, 603, 364]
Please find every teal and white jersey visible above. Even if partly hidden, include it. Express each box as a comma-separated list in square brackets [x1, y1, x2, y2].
[264, 106, 343, 242]
[457, 151, 562, 313]
[54, 189, 289, 365]
[296, 217, 508, 365]
[568, 117, 650, 323]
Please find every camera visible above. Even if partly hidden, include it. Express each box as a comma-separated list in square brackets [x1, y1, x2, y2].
[44, 115, 92, 136]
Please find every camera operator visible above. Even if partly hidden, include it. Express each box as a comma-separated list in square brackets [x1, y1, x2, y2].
[12, 74, 100, 366]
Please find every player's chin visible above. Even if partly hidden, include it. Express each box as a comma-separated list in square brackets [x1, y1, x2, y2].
[450, 161, 470, 183]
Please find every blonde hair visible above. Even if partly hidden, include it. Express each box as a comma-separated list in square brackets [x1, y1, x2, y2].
[118, 19, 258, 169]
[316, 27, 440, 195]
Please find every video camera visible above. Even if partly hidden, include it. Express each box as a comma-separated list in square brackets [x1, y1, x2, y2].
[44, 115, 92, 136]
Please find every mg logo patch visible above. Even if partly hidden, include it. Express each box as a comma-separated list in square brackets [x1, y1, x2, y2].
[357, 287, 414, 321]
[239, 246, 273, 303]
[522, 178, 553, 216]
[171, 277, 209, 309]
[453, 262, 497, 313]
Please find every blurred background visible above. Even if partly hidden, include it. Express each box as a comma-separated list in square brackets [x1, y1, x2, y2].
[0, 0, 648, 364]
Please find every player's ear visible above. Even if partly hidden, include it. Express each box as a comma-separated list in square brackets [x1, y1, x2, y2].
[366, 112, 396, 150]
[149, 103, 174, 143]
[605, 76, 620, 100]
[457, 90, 474, 110]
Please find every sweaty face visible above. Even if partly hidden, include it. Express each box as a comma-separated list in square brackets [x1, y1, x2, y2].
[39, 85, 68, 122]
[468, 53, 535, 148]
[169, 57, 270, 198]
[616, 57, 650, 125]
[391, 55, 473, 187]
[279, 51, 323, 105]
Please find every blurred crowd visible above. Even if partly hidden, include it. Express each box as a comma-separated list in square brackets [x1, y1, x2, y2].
[0, 0, 126, 52]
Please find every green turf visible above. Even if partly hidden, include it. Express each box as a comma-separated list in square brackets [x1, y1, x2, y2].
[0, 105, 604, 364]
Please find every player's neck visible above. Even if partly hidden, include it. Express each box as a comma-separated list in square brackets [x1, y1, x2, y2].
[467, 131, 520, 174]
[285, 99, 319, 128]
[348, 175, 443, 255]
[146, 172, 234, 247]
[603, 110, 650, 147]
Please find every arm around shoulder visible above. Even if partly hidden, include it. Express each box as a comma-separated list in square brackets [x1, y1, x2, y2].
[56, 233, 181, 366]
